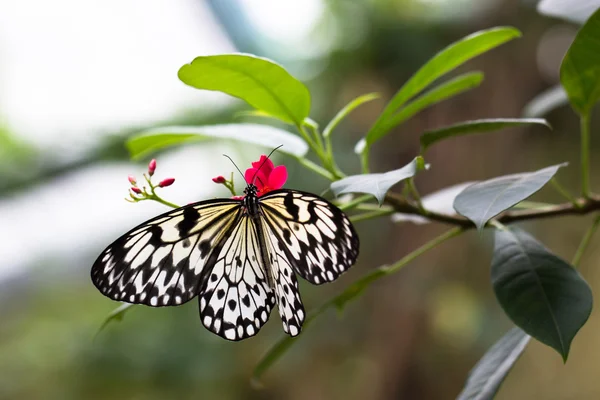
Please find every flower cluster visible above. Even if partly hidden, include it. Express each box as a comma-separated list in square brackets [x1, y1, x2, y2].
[127, 159, 175, 203]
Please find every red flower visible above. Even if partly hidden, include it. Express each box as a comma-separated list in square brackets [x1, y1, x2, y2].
[148, 159, 157, 176]
[244, 155, 287, 196]
[212, 176, 226, 184]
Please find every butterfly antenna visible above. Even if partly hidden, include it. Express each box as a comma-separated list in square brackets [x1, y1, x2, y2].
[223, 154, 248, 184]
[252, 145, 283, 185]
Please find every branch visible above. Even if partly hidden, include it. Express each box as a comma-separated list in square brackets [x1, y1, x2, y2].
[384, 193, 600, 228]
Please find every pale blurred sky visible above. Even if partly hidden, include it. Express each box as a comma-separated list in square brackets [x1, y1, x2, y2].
[0, 0, 324, 283]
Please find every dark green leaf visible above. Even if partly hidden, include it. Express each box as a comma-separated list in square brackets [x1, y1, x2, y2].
[330, 157, 426, 205]
[522, 85, 569, 117]
[492, 228, 593, 361]
[126, 124, 309, 160]
[381, 72, 484, 133]
[366, 27, 521, 147]
[178, 54, 311, 124]
[453, 163, 566, 230]
[457, 327, 530, 400]
[560, 7, 600, 115]
[420, 118, 551, 153]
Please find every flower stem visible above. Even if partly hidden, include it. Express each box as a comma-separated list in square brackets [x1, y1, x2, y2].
[293, 156, 336, 181]
[350, 209, 395, 223]
[338, 194, 374, 211]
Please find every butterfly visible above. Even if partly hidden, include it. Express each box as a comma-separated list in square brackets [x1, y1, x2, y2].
[91, 156, 360, 341]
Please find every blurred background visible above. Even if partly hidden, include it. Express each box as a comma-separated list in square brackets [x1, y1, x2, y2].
[1, 0, 599, 399]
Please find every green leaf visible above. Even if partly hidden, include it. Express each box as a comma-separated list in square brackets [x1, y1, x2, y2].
[492, 228, 593, 361]
[366, 27, 521, 147]
[178, 54, 311, 125]
[457, 327, 530, 400]
[381, 72, 484, 133]
[126, 123, 309, 160]
[420, 118, 551, 153]
[454, 163, 566, 230]
[522, 85, 569, 117]
[330, 157, 427, 205]
[560, 7, 600, 115]
[323, 93, 380, 138]
[95, 303, 136, 337]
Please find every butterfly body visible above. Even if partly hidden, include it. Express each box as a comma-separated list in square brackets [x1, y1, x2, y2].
[92, 185, 359, 341]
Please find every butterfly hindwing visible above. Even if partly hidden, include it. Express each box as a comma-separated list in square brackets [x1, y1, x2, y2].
[259, 189, 360, 285]
[90, 199, 241, 307]
[198, 216, 275, 340]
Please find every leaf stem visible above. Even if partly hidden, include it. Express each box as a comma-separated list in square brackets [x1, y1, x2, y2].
[580, 113, 591, 198]
[572, 216, 600, 267]
[338, 194, 374, 211]
[293, 156, 336, 181]
[406, 178, 426, 213]
[551, 177, 580, 208]
[350, 209, 395, 223]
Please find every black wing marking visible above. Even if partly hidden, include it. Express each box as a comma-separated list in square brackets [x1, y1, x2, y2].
[198, 216, 276, 341]
[259, 189, 359, 285]
[91, 199, 241, 307]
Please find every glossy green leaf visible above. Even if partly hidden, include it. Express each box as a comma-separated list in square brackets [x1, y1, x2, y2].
[330, 157, 426, 205]
[178, 54, 311, 124]
[492, 228, 593, 361]
[323, 93, 380, 138]
[381, 72, 484, 133]
[560, 7, 600, 115]
[457, 327, 530, 400]
[366, 27, 521, 147]
[95, 303, 136, 337]
[522, 85, 569, 117]
[126, 123, 309, 160]
[421, 118, 551, 153]
[454, 163, 566, 230]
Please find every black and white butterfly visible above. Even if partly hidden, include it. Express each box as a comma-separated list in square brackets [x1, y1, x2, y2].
[91, 177, 359, 341]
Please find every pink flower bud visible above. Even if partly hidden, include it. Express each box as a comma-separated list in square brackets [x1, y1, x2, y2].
[212, 176, 226, 184]
[131, 187, 142, 194]
[148, 159, 157, 176]
[128, 175, 137, 185]
[158, 177, 175, 188]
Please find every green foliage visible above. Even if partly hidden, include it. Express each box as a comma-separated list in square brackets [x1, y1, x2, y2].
[97, 17, 600, 399]
[457, 327, 530, 400]
[420, 118, 550, 153]
[178, 54, 311, 125]
[491, 228, 593, 361]
[560, 7, 600, 115]
[363, 27, 520, 152]
[126, 123, 309, 160]
[453, 164, 565, 230]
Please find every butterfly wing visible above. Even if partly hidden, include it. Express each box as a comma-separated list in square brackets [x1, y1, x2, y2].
[197, 215, 276, 341]
[259, 189, 359, 285]
[259, 217, 306, 336]
[91, 199, 241, 307]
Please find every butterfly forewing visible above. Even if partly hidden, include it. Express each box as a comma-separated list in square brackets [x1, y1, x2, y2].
[198, 216, 275, 340]
[259, 190, 360, 285]
[91, 199, 241, 307]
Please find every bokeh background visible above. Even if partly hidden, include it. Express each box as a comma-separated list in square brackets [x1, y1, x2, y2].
[1, 0, 599, 399]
